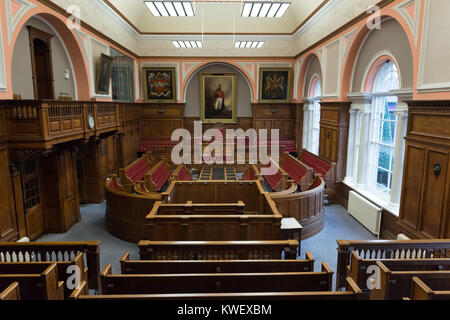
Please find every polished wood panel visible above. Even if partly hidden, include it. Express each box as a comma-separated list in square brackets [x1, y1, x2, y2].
[319, 102, 349, 183]
[398, 101, 450, 239]
[252, 103, 295, 139]
[0, 147, 18, 242]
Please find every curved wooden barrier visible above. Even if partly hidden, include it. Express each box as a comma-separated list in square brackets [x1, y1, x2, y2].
[270, 176, 325, 240]
[105, 177, 161, 243]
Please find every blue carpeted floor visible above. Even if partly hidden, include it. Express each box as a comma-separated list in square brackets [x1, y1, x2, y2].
[37, 202, 377, 286]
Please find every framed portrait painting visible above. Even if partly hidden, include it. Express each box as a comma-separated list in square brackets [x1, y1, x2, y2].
[200, 73, 237, 124]
[143, 67, 177, 103]
[259, 68, 292, 103]
[95, 53, 113, 95]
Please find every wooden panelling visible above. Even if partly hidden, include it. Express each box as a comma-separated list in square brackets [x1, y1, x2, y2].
[319, 102, 350, 183]
[0, 147, 18, 241]
[141, 104, 184, 139]
[398, 101, 450, 239]
[252, 104, 296, 140]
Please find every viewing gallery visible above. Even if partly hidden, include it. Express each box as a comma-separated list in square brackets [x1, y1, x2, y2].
[0, 0, 450, 304]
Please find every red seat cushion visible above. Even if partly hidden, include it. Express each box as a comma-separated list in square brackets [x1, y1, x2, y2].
[125, 158, 150, 184]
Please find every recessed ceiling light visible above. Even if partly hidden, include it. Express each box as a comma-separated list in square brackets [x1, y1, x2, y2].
[234, 41, 265, 48]
[172, 40, 203, 48]
[145, 1, 195, 16]
[242, 2, 291, 18]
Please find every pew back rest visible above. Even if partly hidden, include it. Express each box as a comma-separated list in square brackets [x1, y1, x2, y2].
[411, 276, 450, 300]
[336, 239, 450, 289]
[0, 241, 100, 290]
[100, 262, 333, 295]
[300, 151, 332, 177]
[349, 250, 450, 291]
[0, 282, 20, 300]
[120, 251, 315, 274]
[371, 261, 450, 300]
[138, 240, 299, 260]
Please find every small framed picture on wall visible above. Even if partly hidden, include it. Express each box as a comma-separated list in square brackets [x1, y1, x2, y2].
[142, 67, 177, 103]
[259, 68, 292, 103]
[95, 53, 113, 95]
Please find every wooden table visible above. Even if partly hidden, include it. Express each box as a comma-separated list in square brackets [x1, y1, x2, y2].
[280, 218, 303, 256]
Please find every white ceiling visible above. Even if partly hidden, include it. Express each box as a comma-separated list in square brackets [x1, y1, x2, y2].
[106, 0, 326, 34]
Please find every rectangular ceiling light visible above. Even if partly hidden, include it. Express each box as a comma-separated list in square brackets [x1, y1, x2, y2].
[172, 40, 203, 48]
[145, 1, 195, 16]
[242, 2, 290, 18]
[234, 41, 265, 48]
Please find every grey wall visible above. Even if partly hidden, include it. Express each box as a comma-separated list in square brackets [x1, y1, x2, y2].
[352, 18, 414, 92]
[303, 55, 322, 97]
[184, 64, 252, 118]
[12, 17, 76, 99]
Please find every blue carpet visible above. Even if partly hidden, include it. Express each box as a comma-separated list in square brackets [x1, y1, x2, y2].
[37, 202, 376, 285]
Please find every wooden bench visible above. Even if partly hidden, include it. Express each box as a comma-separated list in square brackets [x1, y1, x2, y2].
[71, 277, 365, 300]
[138, 240, 299, 260]
[120, 251, 315, 274]
[280, 153, 314, 191]
[299, 150, 336, 197]
[105, 174, 125, 192]
[119, 153, 153, 192]
[371, 261, 450, 300]
[242, 166, 256, 181]
[99, 262, 333, 295]
[0, 282, 20, 300]
[348, 250, 450, 292]
[144, 160, 172, 192]
[170, 163, 192, 182]
[259, 160, 288, 192]
[336, 239, 450, 289]
[410, 276, 450, 300]
[0, 241, 101, 290]
[0, 254, 88, 300]
[0, 262, 63, 300]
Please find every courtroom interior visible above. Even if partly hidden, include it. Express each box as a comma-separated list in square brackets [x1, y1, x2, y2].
[0, 0, 450, 302]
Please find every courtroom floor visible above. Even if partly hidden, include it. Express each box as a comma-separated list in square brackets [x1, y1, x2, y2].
[36, 202, 377, 288]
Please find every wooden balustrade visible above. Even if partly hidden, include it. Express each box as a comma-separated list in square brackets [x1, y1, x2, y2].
[0, 100, 141, 150]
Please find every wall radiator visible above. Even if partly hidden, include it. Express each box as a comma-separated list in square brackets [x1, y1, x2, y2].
[348, 191, 382, 237]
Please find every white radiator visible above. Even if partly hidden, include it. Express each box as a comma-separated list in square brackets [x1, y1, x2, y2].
[348, 191, 382, 237]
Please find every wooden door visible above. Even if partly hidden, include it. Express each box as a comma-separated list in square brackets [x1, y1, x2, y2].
[27, 26, 54, 100]
[22, 157, 44, 240]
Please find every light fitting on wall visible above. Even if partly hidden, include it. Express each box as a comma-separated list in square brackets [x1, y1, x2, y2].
[144, 1, 195, 17]
[241, 1, 291, 18]
[234, 41, 264, 48]
[172, 40, 203, 48]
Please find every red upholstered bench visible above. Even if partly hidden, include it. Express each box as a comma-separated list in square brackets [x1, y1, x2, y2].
[279, 153, 314, 191]
[171, 164, 192, 182]
[300, 151, 332, 177]
[261, 161, 288, 192]
[139, 138, 178, 153]
[106, 174, 125, 192]
[119, 154, 153, 192]
[144, 160, 172, 192]
[242, 166, 256, 181]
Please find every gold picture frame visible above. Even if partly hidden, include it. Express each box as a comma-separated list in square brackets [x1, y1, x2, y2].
[259, 68, 292, 103]
[142, 67, 177, 103]
[95, 53, 113, 95]
[200, 73, 237, 124]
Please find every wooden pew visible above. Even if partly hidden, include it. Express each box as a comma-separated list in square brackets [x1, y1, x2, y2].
[99, 262, 333, 295]
[0, 262, 63, 300]
[0, 282, 20, 301]
[144, 160, 172, 192]
[138, 240, 299, 260]
[370, 261, 450, 300]
[348, 250, 450, 292]
[336, 239, 450, 289]
[120, 251, 315, 274]
[71, 277, 365, 300]
[119, 153, 153, 192]
[242, 166, 256, 181]
[279, 153, 314, 191]
[260, 160, 289, 192]
[299, 150, 336, 197]
[0, 241, 101, 290]
[170, 163, 192, 182]
[410, 276, 450, 300]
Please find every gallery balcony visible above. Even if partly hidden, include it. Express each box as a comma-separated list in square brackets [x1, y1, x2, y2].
[0, 100, 142, 150]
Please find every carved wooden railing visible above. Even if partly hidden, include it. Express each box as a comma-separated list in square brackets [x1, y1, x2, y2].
[0, 100, 138, 149]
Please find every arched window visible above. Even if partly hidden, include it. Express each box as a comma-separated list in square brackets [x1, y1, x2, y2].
[367, 60, 399, 196]
[309, 76, 321, 155]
